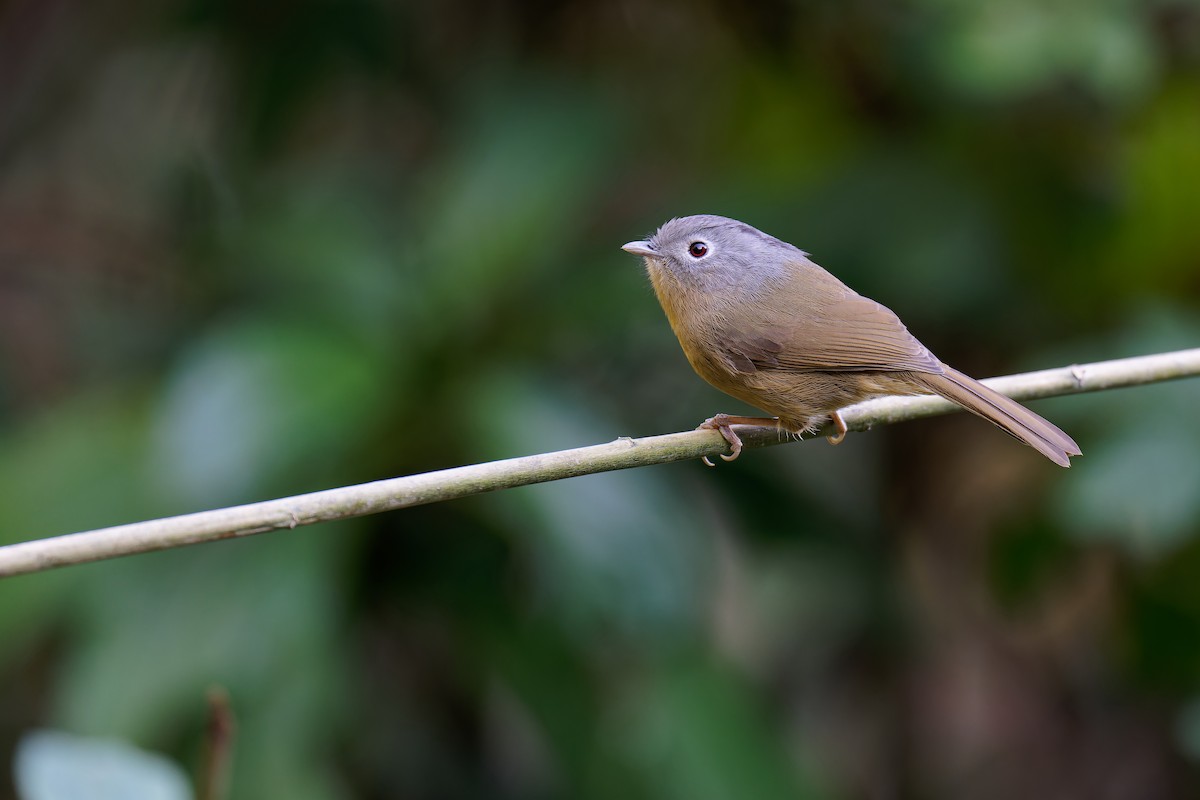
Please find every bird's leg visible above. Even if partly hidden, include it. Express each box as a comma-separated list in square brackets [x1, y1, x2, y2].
[697, 413, 780, 466]
[825, 410, 848, 445]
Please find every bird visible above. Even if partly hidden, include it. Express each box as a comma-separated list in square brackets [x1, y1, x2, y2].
[622, 214, 1080, 467]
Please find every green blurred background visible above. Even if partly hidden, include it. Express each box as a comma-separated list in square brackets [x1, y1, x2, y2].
[2, 0, 1200, 797]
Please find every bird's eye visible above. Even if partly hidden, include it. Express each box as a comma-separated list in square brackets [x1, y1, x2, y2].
[688, 241, 709, 258]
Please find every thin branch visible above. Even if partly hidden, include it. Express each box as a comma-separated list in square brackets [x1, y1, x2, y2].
[197, 687, 236, 800]
[1, 348, 1198, 578]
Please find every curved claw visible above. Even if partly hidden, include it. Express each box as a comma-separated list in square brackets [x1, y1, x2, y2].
[698, 414, 745, 464]
[825, 410, 848, 445]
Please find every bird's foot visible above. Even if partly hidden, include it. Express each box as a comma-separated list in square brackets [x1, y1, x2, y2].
[696, 414, 779, 466]
[825, 410, 848, 445]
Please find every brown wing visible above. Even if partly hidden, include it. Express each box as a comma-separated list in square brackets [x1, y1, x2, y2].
[718, 262, 943, 376]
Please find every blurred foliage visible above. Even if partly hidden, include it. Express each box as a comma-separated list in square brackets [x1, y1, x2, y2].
[1, 0, 1199, 798]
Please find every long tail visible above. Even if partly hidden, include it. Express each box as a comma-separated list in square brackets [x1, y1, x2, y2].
[914, 365, 1082, 467]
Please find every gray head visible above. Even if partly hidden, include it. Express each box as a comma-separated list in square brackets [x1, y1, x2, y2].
[622, 214, 806, 294]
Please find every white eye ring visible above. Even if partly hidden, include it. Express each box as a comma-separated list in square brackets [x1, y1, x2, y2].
[688, 241, 709, 258]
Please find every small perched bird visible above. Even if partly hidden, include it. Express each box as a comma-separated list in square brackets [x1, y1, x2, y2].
[623, 215, 1080, 467]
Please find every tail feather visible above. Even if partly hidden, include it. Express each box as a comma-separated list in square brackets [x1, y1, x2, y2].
[915, 366, 1081, 468]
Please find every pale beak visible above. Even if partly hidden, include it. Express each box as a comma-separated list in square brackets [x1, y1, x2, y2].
[622, 240, 657, 258]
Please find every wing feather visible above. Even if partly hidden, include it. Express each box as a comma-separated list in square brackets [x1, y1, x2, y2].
[718, 264, 942, 376]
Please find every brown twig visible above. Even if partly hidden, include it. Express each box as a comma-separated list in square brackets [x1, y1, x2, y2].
[197, 687, 236, 800]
